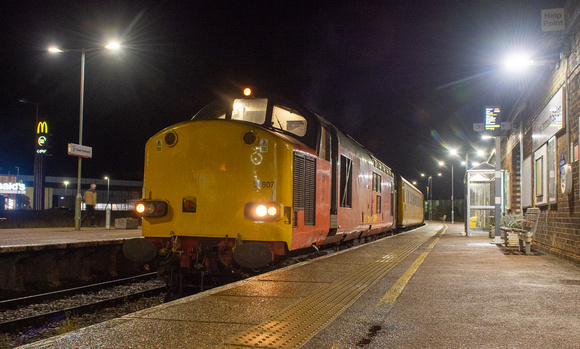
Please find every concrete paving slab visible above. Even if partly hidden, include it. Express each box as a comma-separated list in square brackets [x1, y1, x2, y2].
[21, 222, 580, 348]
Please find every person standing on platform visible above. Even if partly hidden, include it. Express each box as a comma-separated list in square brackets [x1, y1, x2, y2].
[82, 184, 97, 227]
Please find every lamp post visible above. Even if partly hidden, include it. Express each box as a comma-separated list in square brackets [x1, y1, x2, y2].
[18, 99, 44, 210]
[49, 42, 120, 230]
[104, 176, 111, 229]
[104, 177, 110, 204]
[422, 172, 441, 221]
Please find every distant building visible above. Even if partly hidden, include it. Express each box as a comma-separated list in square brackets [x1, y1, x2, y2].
[0, 174, 142, 211]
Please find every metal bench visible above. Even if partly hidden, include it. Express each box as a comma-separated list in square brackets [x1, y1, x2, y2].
[501, 208, 540, 255]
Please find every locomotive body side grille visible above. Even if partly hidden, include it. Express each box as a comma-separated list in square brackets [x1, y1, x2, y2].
[293, 152, 316, 226]
[304, 156, 316, 225]
[293, 153, 305, 210]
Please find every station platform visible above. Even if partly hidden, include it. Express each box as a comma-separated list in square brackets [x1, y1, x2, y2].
[20, 222, 580, 348]
[0, 227, 142, 252]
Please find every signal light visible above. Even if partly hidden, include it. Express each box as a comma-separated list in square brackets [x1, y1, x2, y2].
[244, 202, 281, 221]
[243, 88, 252, 96]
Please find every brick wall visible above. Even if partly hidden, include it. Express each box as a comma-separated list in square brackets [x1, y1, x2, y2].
[511, 1, 580, 264]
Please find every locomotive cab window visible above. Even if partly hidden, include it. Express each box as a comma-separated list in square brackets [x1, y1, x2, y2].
[372, 172, 381, 192]
[232, 98, 268, 125]
[272, 106, 307, 137]
[340, 155, 353, 208]
[319, 126, 331, 161]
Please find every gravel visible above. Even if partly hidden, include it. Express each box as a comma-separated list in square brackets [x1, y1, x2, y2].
[0, 279, 166, 348]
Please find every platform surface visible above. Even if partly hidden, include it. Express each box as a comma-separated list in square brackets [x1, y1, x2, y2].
[20, 222, 580, 348]
[0, 227, 142, 251]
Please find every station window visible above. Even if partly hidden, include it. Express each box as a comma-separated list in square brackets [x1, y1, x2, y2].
[340, 155, 352, 208]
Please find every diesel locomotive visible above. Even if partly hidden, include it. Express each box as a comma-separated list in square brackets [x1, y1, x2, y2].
[124, 89, 424, 290]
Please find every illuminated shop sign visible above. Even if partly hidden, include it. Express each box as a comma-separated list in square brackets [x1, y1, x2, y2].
[0, 182, 26, 194]
[37, 121, 48, 134]
[36, 121, 51, 155]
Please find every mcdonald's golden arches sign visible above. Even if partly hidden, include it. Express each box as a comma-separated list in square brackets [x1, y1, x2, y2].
[36, 121, 51, 155]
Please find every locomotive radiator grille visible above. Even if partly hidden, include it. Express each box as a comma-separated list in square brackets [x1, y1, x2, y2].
[293, 152, 316, 226]
[222, 230, 439, 349]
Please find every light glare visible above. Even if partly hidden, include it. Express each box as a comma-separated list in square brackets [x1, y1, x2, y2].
[105, 42, 120, 50]
[256, 205, 267, 217]
[503, 54, 533, 72]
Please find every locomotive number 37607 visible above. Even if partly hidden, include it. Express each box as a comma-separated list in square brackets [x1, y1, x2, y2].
[254, 180, 275, 189]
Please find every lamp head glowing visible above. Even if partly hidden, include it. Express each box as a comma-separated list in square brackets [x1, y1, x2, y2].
[503, 53, 534, 72]
[105, 42, 121, 50]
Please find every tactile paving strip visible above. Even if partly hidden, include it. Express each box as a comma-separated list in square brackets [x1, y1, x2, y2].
[222, 230, 438, 348]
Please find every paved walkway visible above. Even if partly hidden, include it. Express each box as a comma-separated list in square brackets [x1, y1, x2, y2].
[0, 227, 141, 250]
[20, 222, 580, 348]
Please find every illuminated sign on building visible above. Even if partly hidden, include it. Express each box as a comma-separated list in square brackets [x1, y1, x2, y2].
[36, 121, 51, 155]
[37, 121, 48, 134]
[0, 182, 26, 194]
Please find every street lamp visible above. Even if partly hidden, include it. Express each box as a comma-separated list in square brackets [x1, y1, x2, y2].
[49, 42, 121, 230]
[104, 177, 110, 204]
[421, 172, 441, 221]
[438, 160, 454, 224]
[104, 176, 112, 229]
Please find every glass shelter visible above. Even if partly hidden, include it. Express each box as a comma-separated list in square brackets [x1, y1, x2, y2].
[465, 163, 505, 237]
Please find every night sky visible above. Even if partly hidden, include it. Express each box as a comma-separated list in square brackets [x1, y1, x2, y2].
[0, 0, 565, 199]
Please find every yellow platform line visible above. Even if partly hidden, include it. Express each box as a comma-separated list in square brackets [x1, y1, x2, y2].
[377, 226, 445, 306]
[221, 229, 441, 349]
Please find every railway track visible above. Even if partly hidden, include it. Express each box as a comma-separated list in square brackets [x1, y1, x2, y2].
[0, 273, 165, 334]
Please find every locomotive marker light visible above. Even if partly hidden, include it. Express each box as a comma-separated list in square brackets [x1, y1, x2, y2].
[244, 202, 282, 221]
[49, 41, 121, 230]
[136, 200, 168, 217]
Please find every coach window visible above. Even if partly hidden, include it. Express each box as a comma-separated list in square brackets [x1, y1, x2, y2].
[340, 155, 352, 208]
[272, 106, 307, 137]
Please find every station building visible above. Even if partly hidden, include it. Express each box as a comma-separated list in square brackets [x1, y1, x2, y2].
[0, 174, 142, 211]
[500, 2, 580, 264]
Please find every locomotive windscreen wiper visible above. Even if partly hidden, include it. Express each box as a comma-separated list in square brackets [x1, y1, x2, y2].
[341, 160, 352, 207]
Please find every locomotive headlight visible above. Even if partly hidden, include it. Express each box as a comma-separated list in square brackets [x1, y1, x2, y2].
[244, 202, 281, 221]
[135, 200, 168, 217]
[256, 205, 268, 217]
